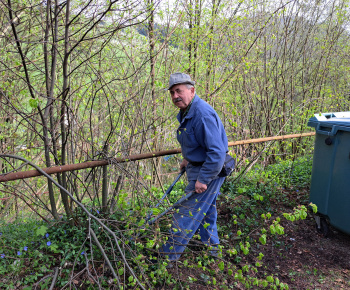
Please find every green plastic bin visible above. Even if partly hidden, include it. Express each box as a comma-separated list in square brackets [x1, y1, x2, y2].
[308, 112, 350, 235]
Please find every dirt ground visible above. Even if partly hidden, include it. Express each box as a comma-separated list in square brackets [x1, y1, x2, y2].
[165, 188, 350, 290]
[257, 216, 350, 289]
[165, 214, 350, 290]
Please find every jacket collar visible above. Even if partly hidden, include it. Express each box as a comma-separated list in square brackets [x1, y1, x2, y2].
[176, 94, 199, 123]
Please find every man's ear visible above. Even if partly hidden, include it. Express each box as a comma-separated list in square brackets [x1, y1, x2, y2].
[190, 87, 195, 96]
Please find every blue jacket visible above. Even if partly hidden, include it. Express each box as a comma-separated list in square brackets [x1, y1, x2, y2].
[176, 95, 228, 185]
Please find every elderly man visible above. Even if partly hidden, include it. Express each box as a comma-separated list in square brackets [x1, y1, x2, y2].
[161, 72, 229, 262]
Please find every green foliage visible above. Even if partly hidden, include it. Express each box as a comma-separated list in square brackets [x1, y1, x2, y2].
[211, 155, 316, 288]
[28, 99, 38, 109]
[2, 0, 348, 287]
[221, 156, 313, 234]
[0, 155, 323, 288]
[0, 219, 58, 287]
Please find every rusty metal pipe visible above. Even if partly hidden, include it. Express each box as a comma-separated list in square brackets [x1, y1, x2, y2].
[228, 132, 315, 146]
[0, 132, 315, 183]
[0, 149, 181, 182]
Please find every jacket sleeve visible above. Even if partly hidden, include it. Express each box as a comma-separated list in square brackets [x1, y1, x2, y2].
[195, 113, 227, 185]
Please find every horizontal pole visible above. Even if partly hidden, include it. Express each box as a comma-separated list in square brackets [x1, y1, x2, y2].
[228, 132, 315, 146]
[0, 132, 315, 183]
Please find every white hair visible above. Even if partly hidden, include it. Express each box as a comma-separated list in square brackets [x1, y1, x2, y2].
[185, 84, 194, 89]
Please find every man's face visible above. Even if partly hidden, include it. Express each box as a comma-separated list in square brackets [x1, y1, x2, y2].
[169, 84, 195, 110]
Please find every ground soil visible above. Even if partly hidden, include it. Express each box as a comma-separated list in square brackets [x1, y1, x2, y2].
[165, 190, 350, 290]
[259, 217, 350, 289]
[256, 188, 350, 290]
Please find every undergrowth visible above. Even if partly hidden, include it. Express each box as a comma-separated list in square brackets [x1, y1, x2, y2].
[0, 155, 317, 289]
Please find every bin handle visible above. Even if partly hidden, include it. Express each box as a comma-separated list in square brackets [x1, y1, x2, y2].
[315, 124, 350, 136]
[315, 124, 338, 136]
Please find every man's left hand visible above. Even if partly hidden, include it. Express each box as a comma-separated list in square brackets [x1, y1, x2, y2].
[195, 180, 207, 193]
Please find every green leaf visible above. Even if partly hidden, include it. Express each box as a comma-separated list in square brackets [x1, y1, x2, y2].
[237, 187, 247, 194]
[300, 211, 307, 220]
[138, 219, 145, 227]
[151, 208, 160, 215]
[227, 248, 237, 256]
[36, 225, 48, 237]
[261, 280, 268, 287]
[309, 202, 318, 213]
[258, 252, 264, 260]
[50, 244, 59, 253]
[259, 234, 266, 245]
[276, 225, 285, 235]
[275, 277, 280, 286]
[218, 261, 224, 271]
[29, 99, 38, 108]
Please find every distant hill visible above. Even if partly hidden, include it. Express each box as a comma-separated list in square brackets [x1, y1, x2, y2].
[136, 23, 178, 47]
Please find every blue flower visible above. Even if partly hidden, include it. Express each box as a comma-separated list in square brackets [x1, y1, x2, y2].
[81, 251, 85, 255]
[0, 254, 5, 258]
[17, 251, 21, 256]
[24, 246, 28, 251]
[96, 210, 100, 214]
[64, 230, 66, 234]
[45, 233, 49, 238]
[0, 232, 2, 236]
[47, 241, 51, 246]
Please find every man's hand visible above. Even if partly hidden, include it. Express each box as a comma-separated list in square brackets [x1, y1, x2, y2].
[195, 180, 207, 194]
[180, 159, 188, 170]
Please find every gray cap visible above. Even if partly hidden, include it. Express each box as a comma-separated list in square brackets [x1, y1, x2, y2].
[167, 72, 195, 90]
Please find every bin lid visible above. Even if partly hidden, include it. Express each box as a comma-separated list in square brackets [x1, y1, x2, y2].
[308, 112, 350, 128]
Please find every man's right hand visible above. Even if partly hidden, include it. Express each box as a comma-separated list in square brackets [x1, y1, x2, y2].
[180, 159, 188, 171]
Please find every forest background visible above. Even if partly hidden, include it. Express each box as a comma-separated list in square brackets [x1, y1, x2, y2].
[0, 0, 350, 288]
